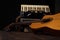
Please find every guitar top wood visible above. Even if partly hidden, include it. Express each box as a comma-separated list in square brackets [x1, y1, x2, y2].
[30, 13, 60, 30]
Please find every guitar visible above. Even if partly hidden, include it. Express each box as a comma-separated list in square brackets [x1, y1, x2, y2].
[29, 13, 60, 30]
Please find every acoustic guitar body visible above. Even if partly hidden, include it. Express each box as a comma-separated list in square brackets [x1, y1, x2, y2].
[29, 13, 60, 36]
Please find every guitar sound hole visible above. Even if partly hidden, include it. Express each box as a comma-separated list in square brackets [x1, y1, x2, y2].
[41, 18, 53, 23]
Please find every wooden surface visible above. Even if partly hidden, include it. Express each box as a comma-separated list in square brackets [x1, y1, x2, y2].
[0, 31, 60, 40]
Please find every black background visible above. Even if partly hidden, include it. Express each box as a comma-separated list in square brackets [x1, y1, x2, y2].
[0, 0, 60, 29]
